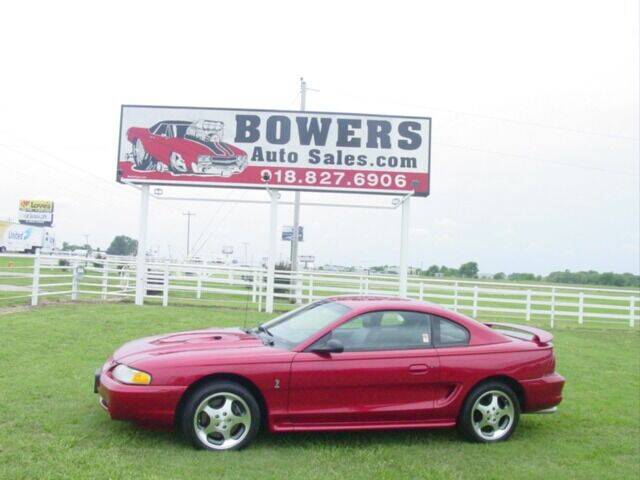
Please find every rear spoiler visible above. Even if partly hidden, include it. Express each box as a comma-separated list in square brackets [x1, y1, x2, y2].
[484, 322, 553, 345]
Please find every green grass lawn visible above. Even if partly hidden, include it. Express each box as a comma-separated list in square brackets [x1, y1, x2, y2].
[0, 303, 638, 479]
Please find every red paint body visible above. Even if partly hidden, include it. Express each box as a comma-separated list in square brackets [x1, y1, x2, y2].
[127, 125, 247, 173]
[97, 297, 564, 432]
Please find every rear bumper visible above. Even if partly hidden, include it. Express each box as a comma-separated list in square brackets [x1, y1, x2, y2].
[96, 368, 186, 429]
[521, 372, 565, 413]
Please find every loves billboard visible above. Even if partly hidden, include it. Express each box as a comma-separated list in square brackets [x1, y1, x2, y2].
[117, 105, 431, 196]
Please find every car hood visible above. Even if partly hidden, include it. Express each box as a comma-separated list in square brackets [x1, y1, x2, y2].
[112, 327, 266, 363]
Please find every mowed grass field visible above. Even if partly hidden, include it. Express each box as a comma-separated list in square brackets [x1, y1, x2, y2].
[0, 304, 638, 479]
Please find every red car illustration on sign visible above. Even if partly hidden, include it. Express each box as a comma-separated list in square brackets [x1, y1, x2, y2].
[126, 120, 248, 176]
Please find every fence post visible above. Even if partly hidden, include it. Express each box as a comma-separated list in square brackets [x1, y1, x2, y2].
[453, 282, 459, 312]
[196, 271, 202, 300]
[251, 271, 257, 303]
[550, 287, 556, 329]
[364, 275, 369, 295]
[162, 262, 169, 307]
[526, 290, 532, 322]
[31, 249, 41, 307]
[71, 259, 79, 301]
[101, 259, 108, 300]
[472, 286, 478, 318]
[578, 292, 584, 325]
[309, 275, 314, 302]
[419, 282, 424, 301]
[630, 297, 636, 328]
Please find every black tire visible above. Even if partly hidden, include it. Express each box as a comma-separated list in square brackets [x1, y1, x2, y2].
[133, 139, 152, 170]
[180, 381, 261, 451]
[0, 246, 6, 253]
[458, 381, 520, 443]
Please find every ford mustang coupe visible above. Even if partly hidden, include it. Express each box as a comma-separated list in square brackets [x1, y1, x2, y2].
[126, 119, 248, 176]
[94, 296, 564, 451]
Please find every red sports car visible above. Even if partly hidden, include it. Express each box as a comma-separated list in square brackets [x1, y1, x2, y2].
[94, 296, 564, 451]
[126, 119, 248, 176]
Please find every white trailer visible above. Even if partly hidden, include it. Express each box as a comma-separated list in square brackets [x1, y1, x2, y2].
[0, 221, 55, 253]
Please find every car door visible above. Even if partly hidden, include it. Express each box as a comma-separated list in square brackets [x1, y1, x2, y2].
[145, 123, 169, 161]
[287, 310, 440, 426]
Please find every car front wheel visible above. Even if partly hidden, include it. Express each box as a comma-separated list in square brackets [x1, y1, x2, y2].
[458, 381, 520, 443]
[181, 381, 260, 451]
[169, 152, 188, 174]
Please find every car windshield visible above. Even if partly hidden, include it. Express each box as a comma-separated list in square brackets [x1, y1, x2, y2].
[260, 300, 351, 345]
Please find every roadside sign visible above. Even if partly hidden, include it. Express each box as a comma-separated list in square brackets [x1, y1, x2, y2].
[18, 200, 54, 226]
[117, 105, 431, 196]
[282, 226, 303, 242]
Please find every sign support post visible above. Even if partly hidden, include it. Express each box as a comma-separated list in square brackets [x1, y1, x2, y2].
[266, 188, 280, 313]
[135, 185, 149, 306]
[399, 196, 411, 297]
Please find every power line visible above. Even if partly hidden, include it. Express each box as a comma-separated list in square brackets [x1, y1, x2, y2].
[327, 89, 640, 142]
[191, 191, 247, 257]
[435, 141, 638, 176]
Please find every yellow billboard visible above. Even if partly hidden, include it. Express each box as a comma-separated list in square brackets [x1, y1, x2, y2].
[19, 200, 54, 213]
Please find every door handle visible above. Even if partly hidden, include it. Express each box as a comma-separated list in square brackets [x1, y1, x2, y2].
[409, 364, 429, 375]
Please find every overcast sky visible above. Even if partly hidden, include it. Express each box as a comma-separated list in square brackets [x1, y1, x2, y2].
[0, 0, 638, 274]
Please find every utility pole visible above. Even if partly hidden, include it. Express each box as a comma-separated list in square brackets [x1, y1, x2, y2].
[242, 242, 249, 264]
[183, 211, 195, 258]
[83, 234, 90, 247]
[290, 77, 312, 303]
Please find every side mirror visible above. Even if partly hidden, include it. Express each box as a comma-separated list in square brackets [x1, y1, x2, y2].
[311, 338, 344, 354]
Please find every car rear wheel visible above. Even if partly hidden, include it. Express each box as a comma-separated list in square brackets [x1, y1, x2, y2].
[133, 139, 151, 170]
[458, 381, 520, 443]
[180, 381, 260, 451]
[169, 152, 188, 174]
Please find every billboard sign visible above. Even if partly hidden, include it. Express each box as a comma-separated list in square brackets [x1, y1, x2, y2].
[222, 245, 234, 255]
[299, 255, 315, 262]
[18, 200, 54, 226]
[19, 200, 54, 212]
[117, 105, 431, 196]
[282, 226, 304, 242]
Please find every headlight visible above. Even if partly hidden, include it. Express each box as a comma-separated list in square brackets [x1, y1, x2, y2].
[112, 364, 152, 385]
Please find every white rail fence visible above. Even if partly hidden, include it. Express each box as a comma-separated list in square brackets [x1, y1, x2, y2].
[1, 252, 638, 329]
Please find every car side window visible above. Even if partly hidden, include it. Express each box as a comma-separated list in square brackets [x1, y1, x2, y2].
[327, 310, 432, 352]
[432, 316, 470, 347]
[153, 124, 167, 136]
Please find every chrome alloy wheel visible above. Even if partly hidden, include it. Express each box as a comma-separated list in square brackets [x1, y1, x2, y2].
[169, 152, 187, 173]
[471, 390, 515, 441]
[193, 392, 252, 450]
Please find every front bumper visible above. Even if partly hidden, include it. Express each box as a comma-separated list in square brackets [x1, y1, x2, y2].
[521, 372, 565, 413]
[191, 157, 247, 176]
[94, 364, 186, 428]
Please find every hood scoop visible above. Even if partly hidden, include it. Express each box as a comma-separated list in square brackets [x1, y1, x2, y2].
[151, 331, 232, 345]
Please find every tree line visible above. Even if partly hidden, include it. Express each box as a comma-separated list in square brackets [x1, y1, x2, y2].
[414, 262, 639, 287]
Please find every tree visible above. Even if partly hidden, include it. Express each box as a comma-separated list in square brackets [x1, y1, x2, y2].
[106, 236, 138, 256]
[458, 261, 479, 278]
[425, 265, 440, 277]
[493, 272, 506, 280]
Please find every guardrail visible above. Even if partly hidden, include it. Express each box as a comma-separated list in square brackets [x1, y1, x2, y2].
[1, 252, 638, 329]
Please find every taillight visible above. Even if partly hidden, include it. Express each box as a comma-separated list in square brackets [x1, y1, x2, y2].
[548, 349, 556, 374]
